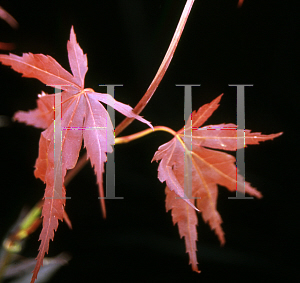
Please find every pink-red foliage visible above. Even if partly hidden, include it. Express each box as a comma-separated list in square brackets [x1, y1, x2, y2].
[152, 94, 282, 272]
[0, 26, 152, 283]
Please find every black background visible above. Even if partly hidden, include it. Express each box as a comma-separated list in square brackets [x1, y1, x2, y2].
[0, 0, 298, 282]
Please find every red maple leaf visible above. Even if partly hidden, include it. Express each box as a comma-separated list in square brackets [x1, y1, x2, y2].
[0, 26, 152, 283]
[152, 94, 282, 273]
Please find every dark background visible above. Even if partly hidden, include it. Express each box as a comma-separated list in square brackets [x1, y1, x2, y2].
[0, 0, 298, 282]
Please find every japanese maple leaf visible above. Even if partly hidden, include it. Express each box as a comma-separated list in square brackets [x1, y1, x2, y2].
[152, 94, 282, 273]
[0, 26, 152, 283]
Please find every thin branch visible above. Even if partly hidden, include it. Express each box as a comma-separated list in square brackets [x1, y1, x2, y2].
[115, 126, 177, 144]
[0, 6, 19, 29]
[115, 0, 195, 136]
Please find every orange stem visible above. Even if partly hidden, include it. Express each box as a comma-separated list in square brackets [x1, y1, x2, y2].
[115, 126, 176, 144]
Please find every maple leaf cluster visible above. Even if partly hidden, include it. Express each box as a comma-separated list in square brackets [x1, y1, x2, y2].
[0, 26, 282, 282]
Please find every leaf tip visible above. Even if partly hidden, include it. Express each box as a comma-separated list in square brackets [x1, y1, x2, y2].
[69, 26, 75, 42]
[215, 93, 224, 103]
